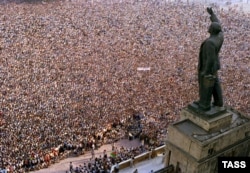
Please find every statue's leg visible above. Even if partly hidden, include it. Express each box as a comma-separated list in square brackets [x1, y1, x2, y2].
[198, 76, 214, 111]
[212, 77, 223, 107]
[198, 73, 202, 98]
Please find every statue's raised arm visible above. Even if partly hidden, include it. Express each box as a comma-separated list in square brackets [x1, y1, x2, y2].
[207, 7, 220, 23]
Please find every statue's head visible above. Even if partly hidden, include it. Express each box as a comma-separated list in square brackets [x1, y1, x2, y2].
[208, 22, 222, 35]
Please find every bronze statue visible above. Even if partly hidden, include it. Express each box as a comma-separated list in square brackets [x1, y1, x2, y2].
[195, 7, 224, 111]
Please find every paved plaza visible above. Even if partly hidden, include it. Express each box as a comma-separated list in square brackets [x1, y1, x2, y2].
[32, 138, 165, 173]
[31, 139, 150, 173]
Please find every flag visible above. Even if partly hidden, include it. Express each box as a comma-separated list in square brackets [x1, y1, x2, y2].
[110, 151, 117, 158]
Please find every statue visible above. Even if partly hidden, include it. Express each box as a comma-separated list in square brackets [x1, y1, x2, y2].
[195, 7, 224, 111]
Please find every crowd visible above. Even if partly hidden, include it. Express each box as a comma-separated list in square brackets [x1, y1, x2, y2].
[66, 144, 150, 173]
[0, 0, 249, 172]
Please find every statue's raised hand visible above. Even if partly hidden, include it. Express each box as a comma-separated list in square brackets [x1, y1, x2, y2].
[207, 7, 213, 15]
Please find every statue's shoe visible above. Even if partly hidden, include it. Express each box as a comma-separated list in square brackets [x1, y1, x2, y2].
[214, 106, 226, 111]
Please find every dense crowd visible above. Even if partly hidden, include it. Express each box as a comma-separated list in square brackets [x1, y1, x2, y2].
[0, 0, 249, 172]
[67, 144, 150, 173]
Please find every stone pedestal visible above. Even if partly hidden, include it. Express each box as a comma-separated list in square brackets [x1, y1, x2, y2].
[181, 104, 232, 132]
[165, 106, 250, 173]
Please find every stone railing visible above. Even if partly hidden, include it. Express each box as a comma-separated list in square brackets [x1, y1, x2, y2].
[113, 145, 166, 171]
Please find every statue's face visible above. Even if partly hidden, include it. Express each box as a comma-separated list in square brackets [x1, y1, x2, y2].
[208, 22, 222, 34]
[208, 25, 213, 34]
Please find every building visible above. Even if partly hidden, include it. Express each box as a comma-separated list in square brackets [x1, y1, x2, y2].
[165, 105, 250, 173]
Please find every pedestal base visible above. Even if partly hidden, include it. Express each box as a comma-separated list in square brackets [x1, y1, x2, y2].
[188, 102, 226, 117]
[181, 104, 232, 132]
